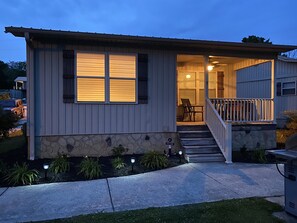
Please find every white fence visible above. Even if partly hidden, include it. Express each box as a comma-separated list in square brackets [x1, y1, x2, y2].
[210, 98, 273, 123]
[205, 99, 232, 163]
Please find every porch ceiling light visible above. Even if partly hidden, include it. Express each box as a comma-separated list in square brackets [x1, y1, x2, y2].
[186, 74, 191, 79]
[207, 65, 214, 71]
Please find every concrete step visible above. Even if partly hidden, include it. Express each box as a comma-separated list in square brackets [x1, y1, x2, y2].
[184, 145, 220, 154]
[177, 125, 208, 131]
[185, 153, 225, 163]
[179, 130, 212, 138]
[180, 138, 216, 146]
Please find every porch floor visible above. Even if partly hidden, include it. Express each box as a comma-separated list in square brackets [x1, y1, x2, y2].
[177, 121, 205, 126]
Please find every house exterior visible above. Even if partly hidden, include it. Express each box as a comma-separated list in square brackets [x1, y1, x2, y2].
[14, 76, 27, 90]
[237, 56, 297, 127]
[5, 27, 296, 162]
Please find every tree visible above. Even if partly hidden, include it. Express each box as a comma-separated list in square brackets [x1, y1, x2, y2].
[0, 61, 26, 89]
[242, 35, 272, 44]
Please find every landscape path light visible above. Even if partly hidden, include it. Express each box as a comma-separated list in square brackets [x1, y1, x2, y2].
[131, 157, 136, 173]
[43, 163, 49, 180]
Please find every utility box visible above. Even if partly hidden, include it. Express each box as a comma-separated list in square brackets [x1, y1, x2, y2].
[267, 134, 297, 217]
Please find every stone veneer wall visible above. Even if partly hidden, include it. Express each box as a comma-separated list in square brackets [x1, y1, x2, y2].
[36, 132, 180, 158]
[232, 124, 276, 151]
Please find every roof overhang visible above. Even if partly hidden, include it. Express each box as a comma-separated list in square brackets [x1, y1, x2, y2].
[5, 26, 297, 59]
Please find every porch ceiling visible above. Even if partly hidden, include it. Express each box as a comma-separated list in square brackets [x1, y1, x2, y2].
[177, 55, 245, 65]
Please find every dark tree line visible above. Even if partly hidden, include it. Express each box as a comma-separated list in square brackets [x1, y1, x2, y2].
[0, 61, 26, 89]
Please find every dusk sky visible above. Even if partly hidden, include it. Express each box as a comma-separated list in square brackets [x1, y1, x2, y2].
[1, 0, 297, 62]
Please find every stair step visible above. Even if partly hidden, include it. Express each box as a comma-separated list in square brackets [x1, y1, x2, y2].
[185, 146, 220, 154]
[185, 153, 225, 163]
[179, 131, 212, 138]
[177, 125, 208, 131]
[180, 138, 216, 146]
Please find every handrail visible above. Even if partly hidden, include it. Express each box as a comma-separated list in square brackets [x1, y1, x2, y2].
[210, 98, 273, 123]
[205, 99, 232, 163]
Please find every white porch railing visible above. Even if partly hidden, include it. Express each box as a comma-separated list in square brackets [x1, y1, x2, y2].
[205, 99, 232, 163]
[210, 98, 273, 123]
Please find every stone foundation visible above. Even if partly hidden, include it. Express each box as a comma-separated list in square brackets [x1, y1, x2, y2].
[36, 132, 180, 158]
[232, 124, 276, 151]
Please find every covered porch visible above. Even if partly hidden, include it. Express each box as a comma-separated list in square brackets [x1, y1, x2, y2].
[176, 54, 276, 163]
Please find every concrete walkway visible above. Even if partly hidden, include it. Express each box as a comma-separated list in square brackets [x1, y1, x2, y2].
[0, 163, 284, 223]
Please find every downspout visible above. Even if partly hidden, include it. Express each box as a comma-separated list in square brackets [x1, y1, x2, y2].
[25, 32, 35, 160]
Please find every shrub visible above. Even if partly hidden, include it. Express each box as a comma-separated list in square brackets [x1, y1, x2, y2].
[112, 144, 129, 156]
[141, 151, 169, 170]
[112, 157, 126, 170]
[0, 160, 8, 176]
[0, 107, 19, 139]
[252, 149, 267, 164]
[277, 111, 297, 146]
[49, 154, 70, 175]
[78, 157, 102, 180]
[4, 162, 39, 186]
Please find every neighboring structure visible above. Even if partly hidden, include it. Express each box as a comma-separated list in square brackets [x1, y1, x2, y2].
[237, 56, 297, 127]
[5, 27, 297, 162]
[14, 76, 27, 90]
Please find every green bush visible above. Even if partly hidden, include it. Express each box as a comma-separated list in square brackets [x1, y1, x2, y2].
[252, 149, 267, 164]
[112, 144, 129, 156]
[141, 151, 169, 170]
[112, 157, 126, 170]
[78, 157, 102, 180]
[49, 154, 70, 175]
[4, 162, 39, 186]
[0, 107, 19, 139]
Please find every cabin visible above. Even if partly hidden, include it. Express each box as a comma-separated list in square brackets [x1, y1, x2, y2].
[5, 27, 296, 163]
[237, 56, 297, 128]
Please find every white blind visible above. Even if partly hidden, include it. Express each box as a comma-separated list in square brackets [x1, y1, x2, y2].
[110, 79, 136, 102]
[109, 55, 136, 78]
[77, 78, 105, 102]
[77, 52, 105, 77]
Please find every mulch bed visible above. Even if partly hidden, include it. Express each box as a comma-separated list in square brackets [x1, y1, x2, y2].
[0, 143, 186, 187]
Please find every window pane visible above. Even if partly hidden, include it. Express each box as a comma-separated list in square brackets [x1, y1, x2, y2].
[77, 78, 105, 102]
[110, 79, 136, 102]
[282, 88, 295, 95]
[77, 52, 105, 77]
[283, 82, 295, 89]
[110, 55, 136, 78]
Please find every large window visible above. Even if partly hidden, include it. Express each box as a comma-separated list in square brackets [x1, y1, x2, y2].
[76, 52, 136, 103]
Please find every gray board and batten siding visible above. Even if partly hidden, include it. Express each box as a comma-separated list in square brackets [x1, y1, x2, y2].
[30, 43, 177, 137]
[236, 58, 297, 121]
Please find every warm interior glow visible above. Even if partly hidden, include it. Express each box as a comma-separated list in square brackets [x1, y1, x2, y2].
[110, 79, 136, 102]
[77, 78, 105, 102]
[77, 52, 105, 77]
[207, 65, 214, 71]
[186, 74, 191, 79]
[110, 55, 136, 78]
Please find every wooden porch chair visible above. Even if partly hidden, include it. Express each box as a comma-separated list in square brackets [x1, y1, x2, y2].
[181, 98, 204, 122]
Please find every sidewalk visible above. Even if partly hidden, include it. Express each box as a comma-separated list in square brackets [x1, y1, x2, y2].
[0, 163, 284, 223]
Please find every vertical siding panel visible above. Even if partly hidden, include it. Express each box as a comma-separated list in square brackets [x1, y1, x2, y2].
[58, 50, 66, 135]
[51, 45, 59, 134]
[104, 106, 111, 133]
[44, 45, 52, 135]
[38, 47, 45, 136]
[152, 51, 159, 132]
[128, 105, 135, 132]
[110, 105, 117, 133]
[91, 105, 98, 133]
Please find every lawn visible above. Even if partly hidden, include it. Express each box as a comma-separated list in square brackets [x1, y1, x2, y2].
[39, 198, 284, 223]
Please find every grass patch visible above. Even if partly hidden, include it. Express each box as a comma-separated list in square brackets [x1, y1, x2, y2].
[38, 198, 284, 223]
[0, 135, 25, 155]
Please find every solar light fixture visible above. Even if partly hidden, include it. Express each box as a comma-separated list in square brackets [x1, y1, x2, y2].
[43, 163, 49, 180]
[131, 157, 136, 172]
[178, 150, 183, 163]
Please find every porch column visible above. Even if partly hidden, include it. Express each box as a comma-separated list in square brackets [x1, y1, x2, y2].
[271, 59, 276, 123]
[204, 55, 209, 120]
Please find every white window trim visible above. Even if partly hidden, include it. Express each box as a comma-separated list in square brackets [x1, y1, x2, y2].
[75, 51, 138, 104]
[281, 81, 296, 96]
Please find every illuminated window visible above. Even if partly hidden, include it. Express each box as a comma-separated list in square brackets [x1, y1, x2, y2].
[109, 55, 136, 102]
[76, 52, 136, 103]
